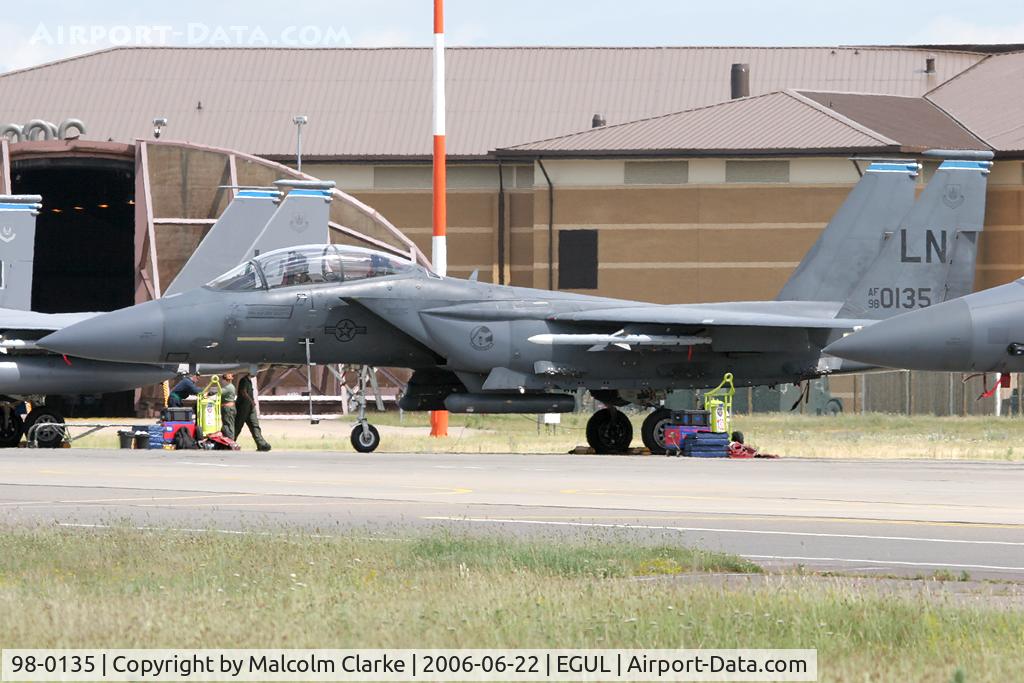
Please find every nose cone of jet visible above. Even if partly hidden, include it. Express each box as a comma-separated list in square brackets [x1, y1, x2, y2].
[38, 300, 166, 364]
[825, 299, 974, 371]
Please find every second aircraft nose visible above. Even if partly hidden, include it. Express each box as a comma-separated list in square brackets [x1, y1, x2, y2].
[825, 299, 974, 371]
[38, 299, 167, 364]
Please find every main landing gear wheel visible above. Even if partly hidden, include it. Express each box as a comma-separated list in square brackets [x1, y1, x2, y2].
[641, 408, 673, 455]
[586, 408, 633, 454]
[0, 408, 23, 448]
[350, 423, 381, 453]
[24, 408, 65, 449]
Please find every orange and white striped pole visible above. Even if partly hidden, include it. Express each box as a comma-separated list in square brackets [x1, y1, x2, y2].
[429, 0, 449, 438]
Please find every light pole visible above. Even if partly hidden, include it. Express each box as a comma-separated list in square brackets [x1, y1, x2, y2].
[293, 115, 308, 173]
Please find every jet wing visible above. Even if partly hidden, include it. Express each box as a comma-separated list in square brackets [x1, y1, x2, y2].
[550, 301, 866, 331]
[0, 307, 99, 333]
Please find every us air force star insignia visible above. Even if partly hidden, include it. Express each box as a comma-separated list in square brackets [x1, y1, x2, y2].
[0, 226, 14, 243]
[325, 319, 367, 342]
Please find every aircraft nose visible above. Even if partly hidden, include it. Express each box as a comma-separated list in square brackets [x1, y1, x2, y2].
[825, 299, 974, 371]
[39, 300, 166, 364]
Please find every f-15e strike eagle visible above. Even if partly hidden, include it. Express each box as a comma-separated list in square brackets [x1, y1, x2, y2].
[0, 181, 337, 447]
[39, 154, 993, 453]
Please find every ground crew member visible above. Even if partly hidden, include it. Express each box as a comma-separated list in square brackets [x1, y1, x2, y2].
[169, 372, 202, 407]
[235, 374, 272, 452]
[221, 372, 238, 440]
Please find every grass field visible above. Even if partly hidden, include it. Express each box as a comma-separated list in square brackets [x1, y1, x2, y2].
[86, 411, 1024, 460]
[0, 527, 1020, 682]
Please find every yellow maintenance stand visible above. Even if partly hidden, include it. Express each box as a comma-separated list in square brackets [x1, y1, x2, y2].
[703, 372, 735, 435]
[197, 375, 223, 436]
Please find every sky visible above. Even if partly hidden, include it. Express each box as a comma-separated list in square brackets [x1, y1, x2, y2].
[3, 0, 1024, 73]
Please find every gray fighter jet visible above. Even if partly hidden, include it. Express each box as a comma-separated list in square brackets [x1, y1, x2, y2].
[39, 156, 993, 453]
[824, 273, 1024, 373]
[0, 181, 336, 447]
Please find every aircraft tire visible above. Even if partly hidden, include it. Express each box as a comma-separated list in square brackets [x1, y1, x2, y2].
[24, 408, 66, 449]
[586, 408, 633, 454]
[0, 408, 24, 448]
[641, 408, 673, 454]
[351, 423, 381, 453]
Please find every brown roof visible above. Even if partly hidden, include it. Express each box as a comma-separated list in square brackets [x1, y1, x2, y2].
[798, 91, 986, 151]
[927, 51, 1024, 152]
[0, 46, 985, 160]
[499, 91, 903, 156]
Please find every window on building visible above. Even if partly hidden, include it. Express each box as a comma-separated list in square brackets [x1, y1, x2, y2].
[373, 166, 432, 189]
[558, 229, 598, 289]
[624, 160, 689, 185]
[448, 165, 500, 189]
[725, 160, 790, 183]
[515, 165, 535, 188]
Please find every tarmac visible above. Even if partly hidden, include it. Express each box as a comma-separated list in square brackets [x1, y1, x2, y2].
[1, 449, 1022, 580]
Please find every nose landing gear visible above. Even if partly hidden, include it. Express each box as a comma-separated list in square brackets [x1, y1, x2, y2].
[347, 365, 382, 453]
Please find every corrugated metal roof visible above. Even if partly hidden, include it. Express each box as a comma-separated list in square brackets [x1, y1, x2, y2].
[927, 51, 1024, 152]
[500, 91, 899, 155]
[798, 91, 987, 151]
[0, 46, 985, 159]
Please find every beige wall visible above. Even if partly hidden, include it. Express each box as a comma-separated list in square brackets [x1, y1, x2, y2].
[308, 158, 1024, 302]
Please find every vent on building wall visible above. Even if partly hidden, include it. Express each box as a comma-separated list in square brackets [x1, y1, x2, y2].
[592, 114, 606, 128]
[925, 56, 936, 74]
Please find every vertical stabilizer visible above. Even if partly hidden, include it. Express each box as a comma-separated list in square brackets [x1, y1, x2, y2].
[0, 195, 42, 311]
[242, 180, 334, 258]
[164, 188, 282, 296]
[777, 161, 919, 302]
[838, 158, 992, 319]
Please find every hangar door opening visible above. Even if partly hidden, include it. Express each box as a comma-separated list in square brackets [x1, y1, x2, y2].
[11, 156, 136, 416]
[11, 157, 136, 313]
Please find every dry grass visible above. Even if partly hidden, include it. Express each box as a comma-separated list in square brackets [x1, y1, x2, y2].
[0, 527, 1020, 682]
[66, 411, 1024, 460]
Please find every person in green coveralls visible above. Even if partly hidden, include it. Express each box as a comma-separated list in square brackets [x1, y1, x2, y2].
[235, 374, 272, 451]
[220, 372, 237, 440]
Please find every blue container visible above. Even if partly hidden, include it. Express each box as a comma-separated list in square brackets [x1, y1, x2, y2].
[147, 424, 165, 449]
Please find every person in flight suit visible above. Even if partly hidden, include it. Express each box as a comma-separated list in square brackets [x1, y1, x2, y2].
[235, 374, 272, 452]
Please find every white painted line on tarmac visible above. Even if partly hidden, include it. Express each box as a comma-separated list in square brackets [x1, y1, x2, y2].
[423, 516, 1024, 547]
[742, 554, 1024, 573]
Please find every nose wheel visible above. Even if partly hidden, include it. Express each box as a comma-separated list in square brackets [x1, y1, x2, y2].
[350, 423, 381, 453]
[348, 365, 381, 453]
[586, 407, 633, 454]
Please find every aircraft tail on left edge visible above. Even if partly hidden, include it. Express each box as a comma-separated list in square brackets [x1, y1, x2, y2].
[0, 195, 42, 311]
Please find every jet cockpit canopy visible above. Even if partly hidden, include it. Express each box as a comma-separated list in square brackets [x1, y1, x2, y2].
[206, 244, 418, 291]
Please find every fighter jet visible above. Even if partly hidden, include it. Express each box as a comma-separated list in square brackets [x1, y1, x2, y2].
[824, 274, 1024, 373]
[39, 155, 993, 453]
[0, 181, 338, 447]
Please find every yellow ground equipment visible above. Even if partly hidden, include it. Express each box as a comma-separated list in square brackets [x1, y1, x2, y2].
[703, 372, 735, 434]
[197, 375, 223, 435]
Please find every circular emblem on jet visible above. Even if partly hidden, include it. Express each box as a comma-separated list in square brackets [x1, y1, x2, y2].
[325, 318, 367, 343]
[289, 212, 310, 233]
[942, 183, 965, 209]
[470, 325, 494, 351]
